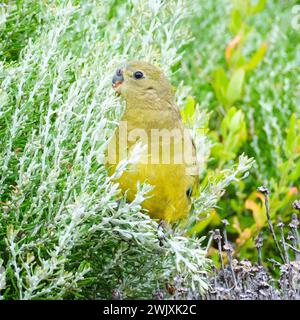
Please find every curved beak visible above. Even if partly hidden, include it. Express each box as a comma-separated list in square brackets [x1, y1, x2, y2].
[112, 68, 124, 89]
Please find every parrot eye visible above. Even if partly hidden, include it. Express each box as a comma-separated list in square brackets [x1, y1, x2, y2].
[186, 186, 192, 198]
[133, 71, 144, 79]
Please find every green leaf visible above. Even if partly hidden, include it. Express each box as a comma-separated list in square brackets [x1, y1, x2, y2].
[245, 43, 267, 71]
[221, 107, 236, 137]
[231, 0, 249, 16]
[181, 95, 195, 124]
[228, 9, 243, 34]
[249, 0, 266, 15]
[190, 209, 221, 234]
[211, 67, 229, 106]
[288, 160, 300, 182]
[226, 68, 245, 105]
[230, 109, 244, 133]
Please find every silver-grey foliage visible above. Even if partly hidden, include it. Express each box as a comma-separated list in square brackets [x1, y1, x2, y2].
[0, 0, 253, 299]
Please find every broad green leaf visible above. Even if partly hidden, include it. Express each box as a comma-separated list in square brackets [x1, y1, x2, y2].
[231, 0, 249, 16]
[190, 209, 221, 234]
[249, 0, 266, 15]
[181, 95, 195, 124]
[228, 9, 243, 34]
[226, 68, 245, 105]
[211, 143, 236, 161]
[211, 67, 229, 106]
[229, 109, 244, 133]
[185, 96, 195, 116]
[221, 107, 235, 137]
[245, 43, 267, 71]
[288, 160, 300, 182]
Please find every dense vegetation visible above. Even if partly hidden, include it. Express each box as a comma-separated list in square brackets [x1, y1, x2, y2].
[0, 0, 299, 299]
[178, 0, 300, 267]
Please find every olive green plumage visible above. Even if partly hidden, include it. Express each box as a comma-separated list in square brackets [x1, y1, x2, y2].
[108, 61, 198, 221]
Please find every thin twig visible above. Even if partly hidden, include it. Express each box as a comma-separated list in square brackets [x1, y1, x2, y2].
[277, 218, 289, 264]
[255, 232, 263, 266]
[285, 242, 300, 254]
[258, 186, 285, 263]
[214, 229, 229, 288]
[289, 213, 300, 259]
[222, 219, 237, 288]
[205, 230, 214, 256]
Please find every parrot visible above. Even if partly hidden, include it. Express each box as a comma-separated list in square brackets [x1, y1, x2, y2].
[107, 60, 198, 222]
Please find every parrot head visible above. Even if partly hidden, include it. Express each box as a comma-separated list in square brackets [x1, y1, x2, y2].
[112, 61, 173, 101]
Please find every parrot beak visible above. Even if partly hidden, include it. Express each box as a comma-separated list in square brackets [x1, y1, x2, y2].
[112, 68, 124, 91]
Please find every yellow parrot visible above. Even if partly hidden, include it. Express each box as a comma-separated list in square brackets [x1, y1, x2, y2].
[107, 61, 198, 222]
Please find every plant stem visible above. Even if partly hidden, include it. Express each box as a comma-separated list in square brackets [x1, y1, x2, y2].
[258, 187, 285, 263]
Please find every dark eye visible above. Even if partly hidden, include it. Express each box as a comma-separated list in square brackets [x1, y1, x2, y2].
[133, 71, 144, 79]
[186, 186, 193, 198]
